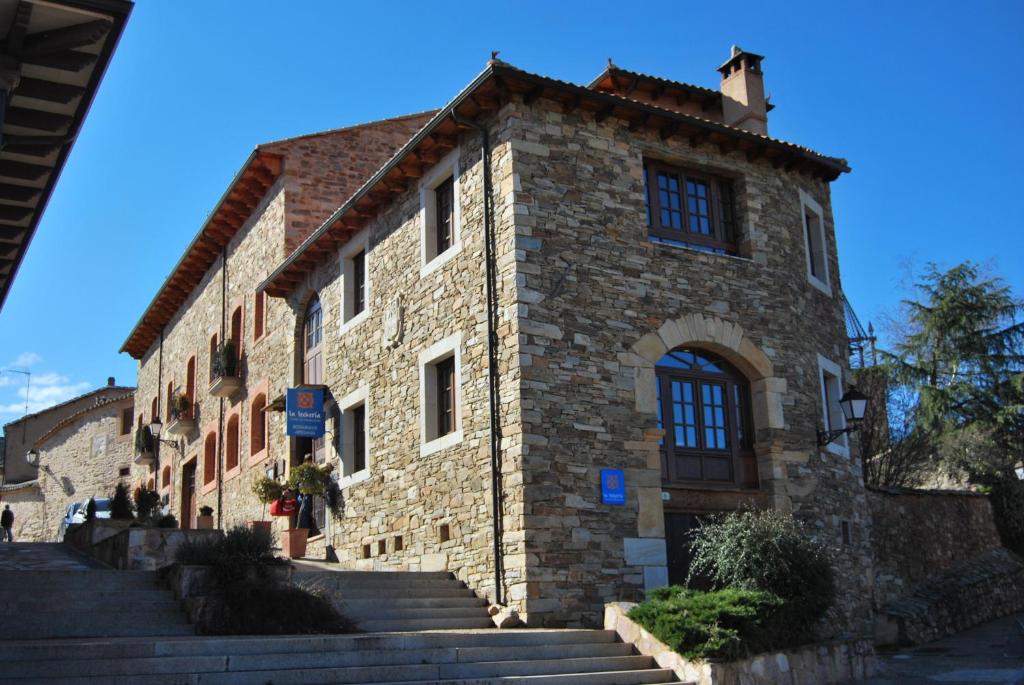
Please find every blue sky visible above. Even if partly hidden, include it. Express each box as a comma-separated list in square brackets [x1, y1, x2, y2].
[0, 0, 1021, 421]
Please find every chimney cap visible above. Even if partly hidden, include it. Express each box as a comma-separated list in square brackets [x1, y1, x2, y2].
[718, 46, 765, 76]
[107, 377, 115, 386]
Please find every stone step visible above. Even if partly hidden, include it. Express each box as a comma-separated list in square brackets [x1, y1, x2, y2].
[0, 630, 620, 662]
[339, 596, 489, 610]
[0, 589, 177, 607]
[0, 598, 180, 613]
[294, 574, 467, 589]
[1, 642, 638, 679]
[340, 604, 492, 621]
[12, 620, 194, 641]
[357, 616, 497, 632]
[0, 571, 161, 590]
[290, 568, 454, 581]
[369, 671, 678, 685]
[328, 586, 479, 599]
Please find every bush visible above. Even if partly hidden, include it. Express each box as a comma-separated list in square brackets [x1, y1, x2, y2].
[287, 462, 334, 496]
[200, 579, 356, 635]
[251, 476, 283, 505]
[110, 482, 134, 519]
[688, 509, 835, 645]
[134, 487, 161, 522]
[156, 514, 177, 529]
[628, 587, 784, 661]
[85, 498, 97, 521]
[174, 534, 224, 566]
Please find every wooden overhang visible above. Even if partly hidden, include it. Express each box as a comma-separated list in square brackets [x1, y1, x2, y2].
[587, 63, 724, 113]
[260, 61, 850, 299]
[0, 0, 133, 312]
[119, 150, 283, 359]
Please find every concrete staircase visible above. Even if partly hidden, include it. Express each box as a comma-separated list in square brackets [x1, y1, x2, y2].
[0, 569, 193, 640]
[293, 568, 496, 632]
[0, 629, 678, 684]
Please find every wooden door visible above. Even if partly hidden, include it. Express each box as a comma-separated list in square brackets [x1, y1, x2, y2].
[302, 297, 325, 533]
[181, 461, 197, 530]
[664, 512, 712, 588]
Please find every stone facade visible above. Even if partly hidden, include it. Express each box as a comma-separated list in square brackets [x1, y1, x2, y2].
[0, 386, 135, 541]
[125, 54, 874, 635]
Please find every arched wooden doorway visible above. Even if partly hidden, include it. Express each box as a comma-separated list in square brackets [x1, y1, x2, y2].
[298, 295, 325, 534]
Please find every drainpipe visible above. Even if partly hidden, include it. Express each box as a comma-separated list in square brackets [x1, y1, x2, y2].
[451, 111, 504, 606]
[155, 328, 163, 484]
[217, 249, 227, 530]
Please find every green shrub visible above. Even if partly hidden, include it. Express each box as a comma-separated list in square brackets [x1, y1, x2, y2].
[287, 462, 334, 496]
[134, 487, 161, 522]
[200, 579, 355, 635]
[220, 526, 273, 563]
[687, 509, 835, 645]
[156, 514, 177, 529]
[174, 534, 224, 566]
[110, 482, 134, 519]
[85, 498, 97, 521]
[251, 476, 283, 505]
[628, 587, 784, 661]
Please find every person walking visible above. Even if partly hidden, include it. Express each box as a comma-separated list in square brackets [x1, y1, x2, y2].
[1, 505, 13, 542]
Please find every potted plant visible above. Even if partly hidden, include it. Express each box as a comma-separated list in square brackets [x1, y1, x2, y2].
[167, 393, 195, 435]
[250, 476, 282, 536]
[209, 340, 242, 398]
[134, 427, 155, 465]
[197, 505, 215, 530]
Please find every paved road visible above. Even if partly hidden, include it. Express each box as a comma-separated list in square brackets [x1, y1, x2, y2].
[0, 542, 102, 570]
[861, 614, 1024, 684]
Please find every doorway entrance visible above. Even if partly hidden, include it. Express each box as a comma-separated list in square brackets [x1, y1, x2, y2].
[664, 512, 711, 588]
[181, 460, 197, 530]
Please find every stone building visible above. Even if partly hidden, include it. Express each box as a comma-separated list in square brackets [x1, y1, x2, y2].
[0, 378, 135, 541]
[123, 48, 871, 634]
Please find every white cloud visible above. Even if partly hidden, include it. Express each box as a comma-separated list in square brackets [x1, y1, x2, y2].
[0, 369, 92, 418]
[9, 352, 42, 368]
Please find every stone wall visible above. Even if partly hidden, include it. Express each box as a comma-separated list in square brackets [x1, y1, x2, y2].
[2, 393, 135, 542]
[506, 94, 872, 632]
[867, 486, 1002, 608]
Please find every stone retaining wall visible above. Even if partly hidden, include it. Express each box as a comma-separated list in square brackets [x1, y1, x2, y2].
[604, 603, 876, 685]
[867, 486, 1002, 608]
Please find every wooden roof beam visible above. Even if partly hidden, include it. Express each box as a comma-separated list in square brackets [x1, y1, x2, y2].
[659, 122, 679, 141]
[20, 19, 112, 58]
[594, 104, 615, 124]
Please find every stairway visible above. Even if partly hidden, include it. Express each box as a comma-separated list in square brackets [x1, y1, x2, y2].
[0, 629, 678, 684]
[0, 569, 193, 640]
[292, 568, 496, 632]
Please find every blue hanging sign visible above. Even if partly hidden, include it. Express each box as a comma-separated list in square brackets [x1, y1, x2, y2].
[600, 468, 626, 505]
[286, 387, 325, 438]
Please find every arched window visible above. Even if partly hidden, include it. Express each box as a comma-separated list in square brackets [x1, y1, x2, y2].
[656, 348, 756, 487]
[226, 414, 239, 471]
[209, 333, 218, 381]
[150, 397, 158, 424]
[203, 432, 217, 485]
[250, 394, 266, 456]
[147, 477, 155, 491]
[186, 357, 196, 418]
[161, 465, 171, 489]
[165, 382, 173, 422]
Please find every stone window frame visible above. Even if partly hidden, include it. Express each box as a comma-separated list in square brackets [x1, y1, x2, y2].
[201, 420, 218, 495]
[800, 189, 831, 297]
[817, 353, 849, 458]
[253, 271, 269, 346]
[419, 148, 462, 276]
[248, 378, 270, 466]
[338, 228, 371, 335]
[116, 403, 133, 441]
[418, 332, 464, 457]
[224, 405, 242, 481]
[161, 464, 171, 493]
[335, 383, 371, 489]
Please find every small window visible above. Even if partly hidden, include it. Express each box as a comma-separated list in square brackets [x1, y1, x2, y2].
[818, 354, 848, 457]
[118, 467, 130, 477]
[394, 535, 403, 552]
[340, 402, 367, 476]
[226, 414, 239, 472]
[119, 408, 133, 436]
[377, 540, 386, 556]
[362, 544, 372, 559]
[253, 290, 266, 341]
[800, 190, 830, 295]
[644, 160, 738, 255]
[250, 394, 267, 456]
[186, 357, 196, 418]
[340, 234, 370, 329]
[439, 523, 451, 543]
[420, 150, 461, 272]
[165, 382, 173, 422]
[203, 432, 217, 485]
[161, 465, 171, 489]
[208, 333, 218, 382]
[150, 398, 158, 424]
[419, 334, 463, 455]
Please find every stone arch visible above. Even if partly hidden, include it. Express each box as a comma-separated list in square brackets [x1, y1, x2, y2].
[628, 313, 786, 433]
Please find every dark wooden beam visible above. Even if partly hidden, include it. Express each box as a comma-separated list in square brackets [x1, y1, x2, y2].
[0, 159, 49, 181]
[560, 94, 581, 114]
[0, 226, 25, 242]
[3, 2, 32, 55]
[4, 107, 72, 133]
[522, 85, 544, 106]
[594, 104, 615, 124]
[659, 122, 679, 141]
[0, 205, 33, 222]
[20, 20, 111, 58]
[688, 132, 710, 148]
[629, 113, 650, 132]
[0, 184, 40, 203]
[21, 49, 96, 72]
[13, 77, 84, 104]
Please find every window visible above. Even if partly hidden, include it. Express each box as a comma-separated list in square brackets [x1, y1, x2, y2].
[230, 307, 242, 356]
[165, 382, 173, 422]
[203, 432, 216, 486]
[208, 333, 218, 382]
[340, 234, 370, 331]
[800, 190, 830, 295]
[118, 467, 130, 478]
[337, 386, 369, 485]
[655, 348, 756, 487]
[161, 465, 171, 490]
[250, 394, 266, 456]
[419, 333, 463, 455]
[119, 408, 133, 436]
[150, 398, 158, 424]
[419, 149, 461, 273]
[225, 414, 239, 472]
[253, 290, 266, 342]
[186, 357, 196, 418]
[818, 354, 848, 457]
[644, 160, 737, 254]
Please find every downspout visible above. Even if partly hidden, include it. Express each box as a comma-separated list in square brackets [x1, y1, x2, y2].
[452, 111, 504, 606]
[155, 328, 163, 485]
[217, 249, 227, 530]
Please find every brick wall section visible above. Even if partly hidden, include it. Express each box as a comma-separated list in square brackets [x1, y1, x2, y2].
[505, 94, 873, 632]
[2, 394, 135, 541]
[867, 486, 1002, 607]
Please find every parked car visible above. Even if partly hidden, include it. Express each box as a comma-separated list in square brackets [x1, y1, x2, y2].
[57, 502, 83, 540]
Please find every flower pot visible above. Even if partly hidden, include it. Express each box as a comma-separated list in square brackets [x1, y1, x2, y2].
[281, 528, 308, 558]
[249, 520, 272, 536]
[196, 515, 214, 530]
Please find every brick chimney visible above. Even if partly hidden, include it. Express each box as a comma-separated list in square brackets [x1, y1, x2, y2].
[718, 46, 768, 135]
[107, 376, 115, 387]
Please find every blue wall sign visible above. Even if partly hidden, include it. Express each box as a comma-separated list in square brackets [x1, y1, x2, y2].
[286, 388, 325, 438]
[601, 468, 626, 505]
